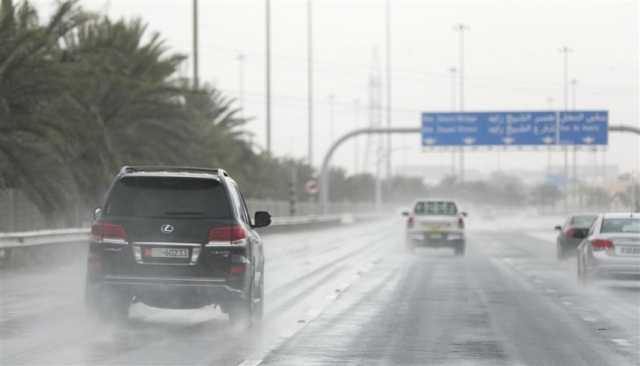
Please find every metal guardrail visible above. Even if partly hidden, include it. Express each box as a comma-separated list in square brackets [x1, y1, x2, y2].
[0, 214, 382, 250]
[0, 228, 89, 249]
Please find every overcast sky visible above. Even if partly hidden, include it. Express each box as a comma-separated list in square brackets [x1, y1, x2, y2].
[36, 0, 639, 177]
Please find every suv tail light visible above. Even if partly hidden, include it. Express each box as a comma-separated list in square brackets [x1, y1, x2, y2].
[407, 216, 415, 229]
[208, 225, 247, 245]
[91, 222, 127, 244]
[591, 239, 613, 251]
[458, 217, 465, 229]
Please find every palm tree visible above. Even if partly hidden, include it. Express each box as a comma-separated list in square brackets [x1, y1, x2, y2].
[183, 83, 255, 177]
[59, 17, 195, 205]
[0, 0, 87, 217]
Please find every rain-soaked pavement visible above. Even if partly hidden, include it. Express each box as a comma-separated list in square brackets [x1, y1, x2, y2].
[1, 215, 639, 365]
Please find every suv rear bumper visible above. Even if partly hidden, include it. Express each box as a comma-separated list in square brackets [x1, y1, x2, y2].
[90, 275, 247, 307]
[104, 274, 240, 291]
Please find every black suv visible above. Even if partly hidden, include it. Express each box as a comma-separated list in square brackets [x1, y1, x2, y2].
[85, 166, 270, 325]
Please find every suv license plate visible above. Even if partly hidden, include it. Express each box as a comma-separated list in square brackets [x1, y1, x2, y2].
[428, 233, 443, 239]
[149, 248, 189, 258]
[618, 247, 640, 257]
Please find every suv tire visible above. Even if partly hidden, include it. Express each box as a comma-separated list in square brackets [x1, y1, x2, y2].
[229, 281, 260, 328]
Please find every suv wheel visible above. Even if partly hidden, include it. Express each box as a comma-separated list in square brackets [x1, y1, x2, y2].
[229, 282, 260, 328]
[252, 276, 264, 325]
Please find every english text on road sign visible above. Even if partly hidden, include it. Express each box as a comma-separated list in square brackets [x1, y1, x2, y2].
[421, 111, 608, 147]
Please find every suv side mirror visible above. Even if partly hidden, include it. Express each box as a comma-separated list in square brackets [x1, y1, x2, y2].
[554, 225, 562, 231]
[253, 211, 271, 228]
[401, 211, 410, 217]
[461, 212, 468, 217]
[93, 207, 102, 220]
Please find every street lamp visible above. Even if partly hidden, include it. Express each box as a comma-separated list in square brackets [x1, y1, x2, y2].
[385, 0, 392, 178]
[454, 23, 469, 182]
[265, 0, 272, 153]
[236, 52, 245, 119]
[328, 93, 335, 144]
[559, 45, 572, 211]
[449, 66, 457, 176]
[307, 0, 314, 166]
[192, 0, 199, 88]
[353, 99, 360, 174]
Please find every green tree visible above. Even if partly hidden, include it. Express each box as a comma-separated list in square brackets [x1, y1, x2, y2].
[0, 0, 87, 218]
[58, 17, 194, 206]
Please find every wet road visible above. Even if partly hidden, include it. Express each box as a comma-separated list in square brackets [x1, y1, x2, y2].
[1, 216, 639, 365]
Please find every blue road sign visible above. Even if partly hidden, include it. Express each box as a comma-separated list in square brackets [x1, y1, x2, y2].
[421, 110, 608, 147]
[558, 111, 608, 145]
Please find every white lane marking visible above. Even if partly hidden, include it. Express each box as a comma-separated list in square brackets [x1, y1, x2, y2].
[234, 255, 385, 366]
[545, 288, 557, 294]
[237, 359, 263, 366]
[582, 316, 597, 323]
[611, 338, 632, 347]
[561, 300, 573, 307]
[305, 307, 322, 319]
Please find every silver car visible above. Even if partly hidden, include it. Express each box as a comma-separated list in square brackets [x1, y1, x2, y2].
[577, 212, 640, 284]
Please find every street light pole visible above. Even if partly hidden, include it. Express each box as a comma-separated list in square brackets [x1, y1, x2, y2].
[546, 97, 554, 178]
[236, 53, 245, 119]
[385, 0, 392, 178]
[328, 94, 335, 144]
[307, 0, 314, 166]
[265, 0, 272, 154]
[454, 23, 469, 182]
[192, 0, 199, 88]
[571, 78, 578, 206]
[559, 45, 572, 211]
[449, 67, 457, 176]
[354, 99, 360, 174]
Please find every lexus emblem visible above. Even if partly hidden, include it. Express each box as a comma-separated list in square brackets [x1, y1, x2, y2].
[160, 224, 174, 234]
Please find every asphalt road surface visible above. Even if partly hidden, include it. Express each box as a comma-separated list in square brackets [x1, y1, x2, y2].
[1, 216, 639, 366]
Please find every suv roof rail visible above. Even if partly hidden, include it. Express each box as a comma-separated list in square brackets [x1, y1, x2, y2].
[119, 165, 230, 177]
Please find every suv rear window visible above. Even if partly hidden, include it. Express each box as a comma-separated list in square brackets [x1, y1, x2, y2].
[414, 201, 458, 216]
[104, 176, 231, 219]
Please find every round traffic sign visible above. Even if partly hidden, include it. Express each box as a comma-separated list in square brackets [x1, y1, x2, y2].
[305, 179, 319, 195]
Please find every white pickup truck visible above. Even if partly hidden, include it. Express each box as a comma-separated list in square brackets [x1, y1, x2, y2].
[402, 199, 467, 256]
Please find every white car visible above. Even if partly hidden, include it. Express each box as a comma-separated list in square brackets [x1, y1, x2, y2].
[403, 199, 467, 256]
[577, 212, 640, 284]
